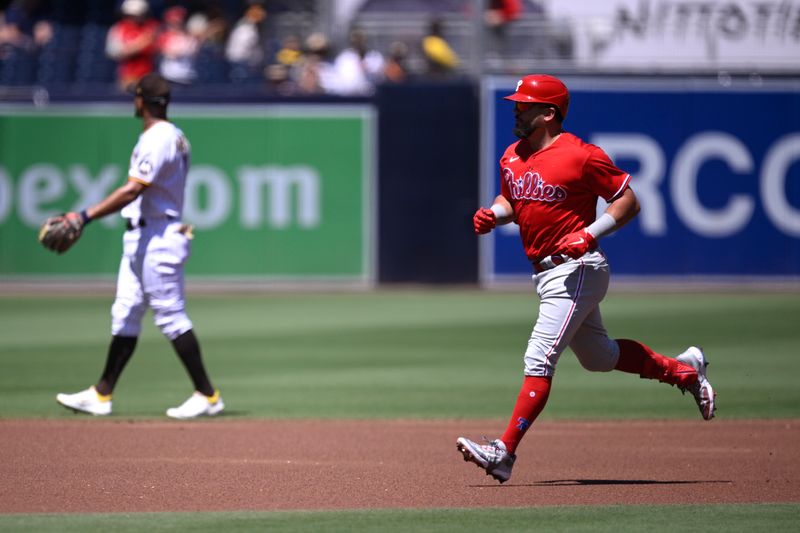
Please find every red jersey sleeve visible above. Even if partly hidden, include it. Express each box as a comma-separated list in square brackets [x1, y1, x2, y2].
[499, 162, 511, 200]
[498, 145, 517, 202]
[584, 146, 631, 202]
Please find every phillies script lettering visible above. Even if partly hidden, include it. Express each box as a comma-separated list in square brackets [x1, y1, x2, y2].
[503, 168, 567, 202]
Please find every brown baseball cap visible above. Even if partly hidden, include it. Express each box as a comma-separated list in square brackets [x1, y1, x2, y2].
[130, 73, 170, 105]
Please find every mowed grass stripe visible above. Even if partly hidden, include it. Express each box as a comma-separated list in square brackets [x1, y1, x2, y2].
[1, 291, 798, 419]
[0, 503, 797, 532]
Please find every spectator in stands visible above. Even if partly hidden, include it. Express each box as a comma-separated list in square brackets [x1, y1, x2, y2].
[263, 33, 303, 94]
[264, 62, 295, 95]
[295, 31, 334, 95]
[0, 0, 52, 85]
[156, 5, 198, 84]
[185, 11, 209, 42]
[274, 34, 302, 69]
[421, 18, 460, 76]
[186, 7, 227, 51]
[0, 0, 53, 52]
[225, 0, 267, 83]
[485, 0, 522, 33]
[383, 40, 409, 84]
[106, 0, 159, 90]
[184, 8, 230, 85]
[326, 28, 384, 96]
[485, 0, 522, 58]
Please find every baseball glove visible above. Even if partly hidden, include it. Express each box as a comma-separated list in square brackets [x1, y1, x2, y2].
[38, 212, 85, 254]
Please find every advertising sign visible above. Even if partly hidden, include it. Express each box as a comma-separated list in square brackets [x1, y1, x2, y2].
[0, 105, 375, 282]
[482, 77, 800, 282]
[547, 0, 800, 72]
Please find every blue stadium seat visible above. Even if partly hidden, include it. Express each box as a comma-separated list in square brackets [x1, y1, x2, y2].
[75, 23, 115, 83]
[1, 46, 39, 85]
[36, 24, 81, 85]
[85, 0, 115, 25]
[194, 44, 229, 84]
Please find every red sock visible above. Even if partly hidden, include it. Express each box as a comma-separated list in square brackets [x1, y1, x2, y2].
[615, 339, 697, 388]
[500, 376, 551, 454]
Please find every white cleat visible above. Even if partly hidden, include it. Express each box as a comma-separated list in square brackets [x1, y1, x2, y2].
[56, 386, 112, 416]
[166, 390, 225, 419]
[676, 346, 716, 420]
[456, 437, 516, 483]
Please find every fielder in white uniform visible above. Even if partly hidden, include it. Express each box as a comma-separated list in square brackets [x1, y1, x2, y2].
[56, 73, 224, 419]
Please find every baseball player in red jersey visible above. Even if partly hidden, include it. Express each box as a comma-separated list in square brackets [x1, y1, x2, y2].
[456, 74, 716, 483]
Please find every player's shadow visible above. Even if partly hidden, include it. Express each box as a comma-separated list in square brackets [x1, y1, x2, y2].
[213, 409, 249, 417]
[471, 479, 732, 488]
[522, 479, 732, 487]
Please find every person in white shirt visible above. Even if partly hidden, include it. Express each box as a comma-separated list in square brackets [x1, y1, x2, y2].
[224, 1, 266, 82]
[325, 29, 384, 96]
[55, 73, 224, 420]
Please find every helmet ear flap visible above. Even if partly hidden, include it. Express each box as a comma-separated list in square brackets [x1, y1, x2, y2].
[559, 94, 570, 120]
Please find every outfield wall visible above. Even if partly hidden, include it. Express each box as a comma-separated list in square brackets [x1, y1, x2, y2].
[0, 104, 376, 284]
[1, 79, 798, 286]
[376, 82, 479, 284]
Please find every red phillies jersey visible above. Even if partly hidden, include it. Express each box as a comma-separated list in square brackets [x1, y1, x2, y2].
[499, 132, 630, 261]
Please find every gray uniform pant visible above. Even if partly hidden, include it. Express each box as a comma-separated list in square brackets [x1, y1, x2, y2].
[524, 250, 620, 376]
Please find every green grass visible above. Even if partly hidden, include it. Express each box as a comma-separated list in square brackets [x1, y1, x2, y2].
[0, 504, 797, 532]
[1, 290, 798, 420]
[1, 291, 797, 528]
[0, 291, 800, 419]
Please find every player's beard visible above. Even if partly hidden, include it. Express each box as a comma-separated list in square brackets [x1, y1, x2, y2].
[513, 120, 535, 139]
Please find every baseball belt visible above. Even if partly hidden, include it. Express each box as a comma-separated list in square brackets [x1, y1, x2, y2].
[124, 218, 146, 231]
[532, 254, 570, 273]
[124, 215, 179, 231]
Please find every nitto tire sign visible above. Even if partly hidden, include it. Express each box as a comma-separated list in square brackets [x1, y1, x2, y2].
[481, 77, 800, 280]
[550, 0, 800, 72]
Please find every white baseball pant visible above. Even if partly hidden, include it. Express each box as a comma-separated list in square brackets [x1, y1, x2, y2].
[111, 220, 193, 340]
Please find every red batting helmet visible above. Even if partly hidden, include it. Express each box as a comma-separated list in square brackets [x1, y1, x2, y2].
[504, 74, 570, 119]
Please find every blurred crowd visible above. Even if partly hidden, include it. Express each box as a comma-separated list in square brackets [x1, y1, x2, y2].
[0, 0, 519, 96]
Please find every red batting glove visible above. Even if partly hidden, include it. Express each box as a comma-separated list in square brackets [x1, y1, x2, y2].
[473, 207, 497, 234]
[553, 229, 597, 259]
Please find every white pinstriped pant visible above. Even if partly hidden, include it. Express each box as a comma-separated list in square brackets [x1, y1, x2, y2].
[111, 220, 193, 341]
[524, 249, 620, 376]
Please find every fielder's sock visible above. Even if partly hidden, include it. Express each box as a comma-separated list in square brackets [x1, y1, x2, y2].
[615, 339, 698, 388]
[206, 390, 221, 404]
[91, 386, 112, 402]
[500, 376, 552, 454]
[96, 335, 138, 395]
[171, 329, 215, 397]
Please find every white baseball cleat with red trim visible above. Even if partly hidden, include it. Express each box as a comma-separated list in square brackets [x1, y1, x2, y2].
[676, 346, 716, 420]
[456, 437, 516, 483]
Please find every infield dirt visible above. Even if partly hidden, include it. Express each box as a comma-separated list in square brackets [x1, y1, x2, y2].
[1, 419, 798, 513]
